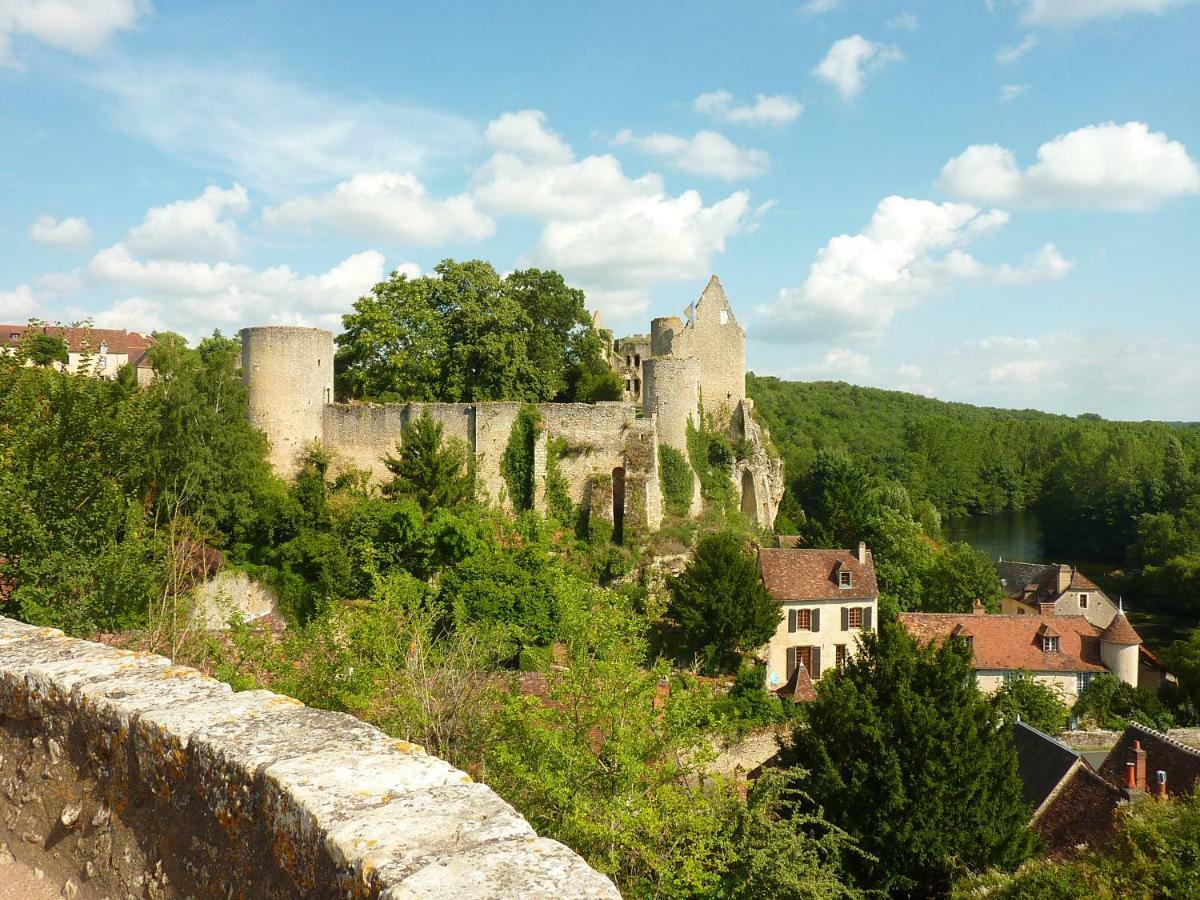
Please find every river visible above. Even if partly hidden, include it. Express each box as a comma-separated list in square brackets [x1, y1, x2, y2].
[946, 508, 1119, 577]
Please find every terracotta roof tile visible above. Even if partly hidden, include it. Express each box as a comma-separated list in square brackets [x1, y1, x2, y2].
[1097, 723, 1200, 796]
[899, 611, 1106, 673]
[1099, 611, 1142, 646]
[1034, 764, 1123, 859]
[758, 548, 878, 602]
[777, 661, 817, 703]
[1, 325, 155, 360]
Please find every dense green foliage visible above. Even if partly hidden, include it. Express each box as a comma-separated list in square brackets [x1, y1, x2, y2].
[747, 375, 1200, 621]
[989, 671, 1071, 734]
[1071, 673, 1175, 731]
[666, 531, 781, 673]
[336, 259, 620, 403]
[956, 790, 1200, 899]
[501, 404, 540, 512]
[786, 621, 1036, 896]
[382, 410, 474, 510]
[27, 332, 68, 367]
[658, 444, 694, 518]
[687, 415, 736, 510]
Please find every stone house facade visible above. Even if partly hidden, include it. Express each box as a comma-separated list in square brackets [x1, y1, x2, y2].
[241, 277, 783, 532]
[996, 560, 1119, 628]
[756, 544, 879, 694]
[899, 602, 1144, 703]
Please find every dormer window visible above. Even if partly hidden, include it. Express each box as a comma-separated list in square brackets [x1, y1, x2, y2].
[1043, 636, 1060, 653]
[839, 570, 852, 589]
[1078, 593, 1089, 609]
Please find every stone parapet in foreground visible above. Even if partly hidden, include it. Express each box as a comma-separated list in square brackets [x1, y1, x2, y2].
[0, 616, 620, 899]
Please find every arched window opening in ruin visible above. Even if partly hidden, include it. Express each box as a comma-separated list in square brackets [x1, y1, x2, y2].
[612, 466, 626, 544]
[740, 470, 758, 523]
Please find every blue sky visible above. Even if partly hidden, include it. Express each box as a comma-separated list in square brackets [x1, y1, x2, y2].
[2, 0, 1198, 419]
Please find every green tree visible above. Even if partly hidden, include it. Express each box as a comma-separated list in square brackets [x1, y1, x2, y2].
[990, 670, 1071, 734]
[923, 541, 1003, 613]
[382, 410, 473, 511]
[666, 531, 781, 672]
[785, 621, 1035, 896]
[336, 260, 613, 403]
[1072, 673, 1174, 731]
[1167, 628, 1200, 723]
[26, 332, 68, 367]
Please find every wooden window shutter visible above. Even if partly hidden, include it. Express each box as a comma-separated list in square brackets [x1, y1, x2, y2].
[788, 609, 796, 633]
[811, 647, 822, 677]
[786, 646, 797, 679]
[810, 608, 820, 632]
[841, 607, 849, 631]
[863, 606, 873, 631]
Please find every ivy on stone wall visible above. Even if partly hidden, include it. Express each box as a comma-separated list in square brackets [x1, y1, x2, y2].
[502, 405, 541, 512]
[687, 414, 735, 510]
[545, 436, 576, 526]
[658, 445, 694, 518]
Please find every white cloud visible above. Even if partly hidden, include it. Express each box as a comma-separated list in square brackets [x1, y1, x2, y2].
[263, 171, 494, 245]
[995, 34, 1038, 64]
[1019, 0, 1197, 27]
[755, 196, 1072, 342]
[124, 183, 249, 260]
[613, 129, 769, 180]
[802, 347, 871, 378]
[86, 243, 390, 333]
[998, 84, 1029, 103]
[812, 35, 904, 101]
[472, 110, 755, 321]
[87, 61, 479, 194]
[693, 90, 803, 127]
[939, 122, 1200, 211]
[887, 12, 919, 30]
[29, 215, 93, 247]
[798, 0, 842, 15]
[0, 0, 147, 66]
[0, 284, 38, 318]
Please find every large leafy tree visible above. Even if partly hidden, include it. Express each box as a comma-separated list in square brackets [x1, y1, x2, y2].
[26, 333, 68, 367]
[666, 531, 781, 672]
[336, 259, 617, 403]
[383, 410, 473, 511]
[785, 621, 1035, 896]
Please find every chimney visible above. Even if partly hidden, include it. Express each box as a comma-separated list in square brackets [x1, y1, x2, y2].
[972, 598, 987, 617]
[1039, 602, 1056, 617]
[858, 541, 867, 565]
[1156, 770, 1168, 800]
[1132, 740, 1147, 792]
[1126, 762, 1137, 790]
[1057, 564, 1072, 594]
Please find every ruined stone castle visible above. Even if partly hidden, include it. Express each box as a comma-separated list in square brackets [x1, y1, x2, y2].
[241, 276, 783, 532]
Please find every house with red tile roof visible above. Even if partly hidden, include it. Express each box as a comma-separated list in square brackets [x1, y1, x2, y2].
[1, 324, 155, 382]
[996, 559, 1118, 629]
[899, 602, 1144, 702]
[757, 542, 878, 696]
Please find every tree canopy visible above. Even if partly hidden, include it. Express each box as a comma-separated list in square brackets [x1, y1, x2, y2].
[336, 259, 621, 404]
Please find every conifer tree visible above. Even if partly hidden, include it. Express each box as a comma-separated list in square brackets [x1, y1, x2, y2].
[786, 620, 1035, 896]
[383, 410, 473, 510]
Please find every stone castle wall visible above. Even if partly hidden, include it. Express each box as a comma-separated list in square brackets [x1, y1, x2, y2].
[0, 616, 619, 899]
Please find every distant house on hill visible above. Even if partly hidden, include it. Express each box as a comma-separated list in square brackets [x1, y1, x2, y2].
[996, 559, 1117, 628]
[899, 602, 1151, 703]
[1011, 719, 1200, 858]
[1, 324, 155, 383]
[757, 542, 879, 698]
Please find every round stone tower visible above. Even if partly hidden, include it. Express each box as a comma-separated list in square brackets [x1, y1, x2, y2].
[643, 356, 699, 455]
[650, 316, 684, 358]
[241, 326, 334, 478]
[1099, 607, 1142, 688]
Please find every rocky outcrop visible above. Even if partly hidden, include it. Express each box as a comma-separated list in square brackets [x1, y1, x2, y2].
[0, 616, 619, 899]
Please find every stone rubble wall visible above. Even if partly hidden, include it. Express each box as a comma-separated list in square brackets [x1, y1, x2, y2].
[0, 617, 620, 900]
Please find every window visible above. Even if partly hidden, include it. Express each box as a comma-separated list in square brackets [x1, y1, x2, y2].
[796, 609, 811, 630]
[1017, 607, 1026, 615]
[1078, 593, 1089, 609]
[848, 607, 863, 629]
[839, 571, 852, 589]
[1003, 671, 1017, 684]
[719, 309, 729, 325]
[1076, 672, 1094, 695]
[634, 354, 640, 366]
[1043, 636, 1060, 653]
[836, 644, 847, 669]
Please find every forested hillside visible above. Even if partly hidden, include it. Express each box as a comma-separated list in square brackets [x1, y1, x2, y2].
[747, 374, 1200, 620]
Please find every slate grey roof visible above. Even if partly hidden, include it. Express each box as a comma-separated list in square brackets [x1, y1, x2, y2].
[1012, 720, 1082, 809]
[996, 560, 1053, 596]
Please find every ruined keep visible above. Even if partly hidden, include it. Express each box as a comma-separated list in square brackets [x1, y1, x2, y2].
[242, 276, 783, 530]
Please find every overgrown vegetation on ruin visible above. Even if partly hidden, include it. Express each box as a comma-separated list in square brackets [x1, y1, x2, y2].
[658, 444, 694, 517]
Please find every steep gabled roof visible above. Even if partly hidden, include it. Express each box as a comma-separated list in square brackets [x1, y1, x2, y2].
[758, 548, 878, 601]
[898, 612, 1106, 673]
[2, 325, 155, 364]
[1097, 722, 1200, 796]
[1012, 720, 1082, 810]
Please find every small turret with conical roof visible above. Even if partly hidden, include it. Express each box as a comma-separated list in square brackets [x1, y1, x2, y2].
[1100, 600, 1142, 687]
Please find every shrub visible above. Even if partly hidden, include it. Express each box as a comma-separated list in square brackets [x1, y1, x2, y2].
[658, 444, 694, 517]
